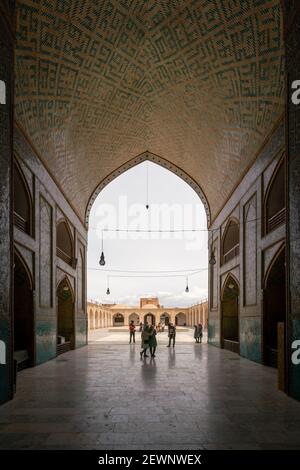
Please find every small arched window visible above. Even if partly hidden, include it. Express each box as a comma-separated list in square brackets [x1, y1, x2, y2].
[265, 159, 285, 234]
[222, 220, 239, 265]
[13, 162, 32, 235]
[56, 220, 73, 266]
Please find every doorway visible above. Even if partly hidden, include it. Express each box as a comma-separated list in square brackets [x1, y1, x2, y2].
[263, 247, 286, 367]
[221, 275, 239, 353]
[175, 312, 187, 326]
[14, 251, 34, 370]
[144, 313, 155, 326]
[113, 313, 124, 326]
[57, 278, 75, 355]
[129, 313, 139, 325]
[160, 313, 170, 326]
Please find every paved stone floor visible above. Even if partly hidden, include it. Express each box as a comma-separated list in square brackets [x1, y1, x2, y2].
[1, 329, 300, 450]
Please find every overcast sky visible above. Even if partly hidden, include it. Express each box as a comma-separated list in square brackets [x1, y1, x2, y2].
[87, 161, 208, 307]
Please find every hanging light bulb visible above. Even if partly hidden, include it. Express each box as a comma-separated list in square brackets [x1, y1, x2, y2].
[106, 276, 110, 295]
[185, 276, 189, 293]
[99, 231, 106, 266]
[99, 251, 105, 266]
[209, 250, 216, 265]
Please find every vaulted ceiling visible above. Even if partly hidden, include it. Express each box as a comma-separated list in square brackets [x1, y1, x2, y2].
[15, 0, 284, 225]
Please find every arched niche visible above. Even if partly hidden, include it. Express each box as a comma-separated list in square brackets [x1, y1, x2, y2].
[56, 220, 74, 266]
[13, 160, 33, 235]
[264, 157, 286, 234]
[222, 218, 239, 265]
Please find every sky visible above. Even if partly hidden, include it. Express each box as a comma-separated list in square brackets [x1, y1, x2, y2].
[87, 161, 208, 308]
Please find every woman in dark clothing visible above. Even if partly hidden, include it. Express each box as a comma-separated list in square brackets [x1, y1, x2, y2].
[140, 324, 150, 358]
[194, 325, 198, 343]
[198, 323, 203, 343]
[149, 325, 157, 357]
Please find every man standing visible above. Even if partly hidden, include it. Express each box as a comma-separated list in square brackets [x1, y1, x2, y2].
[129, 320, 136, 343]
[167, 322, 176, 348]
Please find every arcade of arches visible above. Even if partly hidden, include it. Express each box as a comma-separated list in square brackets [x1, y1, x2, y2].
[88, 298, 208, 331]
[1, 0, 300, 430]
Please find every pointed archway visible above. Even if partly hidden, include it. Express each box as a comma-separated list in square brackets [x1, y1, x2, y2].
[129, 313, 139, 325]
[263, 246, 286, 368]
[14, 250, 34, 370]
[113, 313, 124, 326]
[85, 151, 211, 227]
[144, 313, 155, 326]
[175, 312, 187, 326]
[221, 274, 239, 353]
[57, 277, 75, 355]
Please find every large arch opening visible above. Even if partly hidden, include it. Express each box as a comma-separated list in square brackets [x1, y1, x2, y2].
[85, 152, 211, 227]
[13, 250, 34, 370]
[86, 158, 208, 342]
[144, 313, 156, 326]
[175, 312, 187, 326]
[263, 246, 286, 368]
[221, 275, 240, 354]
[129, 313, 140, 325]
[57, 278, 75, 355]
[113, 314, 124, 327]
[160, 313, 170, 327]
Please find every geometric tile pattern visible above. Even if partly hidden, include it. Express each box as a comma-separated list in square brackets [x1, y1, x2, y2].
[15, 0, 284, 224]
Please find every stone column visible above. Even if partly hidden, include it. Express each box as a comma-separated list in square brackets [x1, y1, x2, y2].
[285, 0, 300, 401]
[0, 1, 15, 405]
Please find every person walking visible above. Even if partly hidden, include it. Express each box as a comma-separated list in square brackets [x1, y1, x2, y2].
[149, 325, 157, 357]
[129, 320, 136, 343]
[140, 324, 150, 358]
[139, 322, 143, 332]
[167, 322, 176, 348]
[194, 325, 198, 343]
[198, 323, 203, 343]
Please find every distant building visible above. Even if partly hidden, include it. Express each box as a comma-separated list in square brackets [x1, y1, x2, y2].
[87, 298, 208, 330]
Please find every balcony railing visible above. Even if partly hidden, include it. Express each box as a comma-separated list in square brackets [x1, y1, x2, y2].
[13, 211, 30, 234]
[223, 243, 239, 265]
[267, 207, 286, 233]
[56, 247, 72, 266]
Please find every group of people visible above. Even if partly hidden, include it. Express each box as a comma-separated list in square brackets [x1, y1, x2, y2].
[129, 320, 202, 358]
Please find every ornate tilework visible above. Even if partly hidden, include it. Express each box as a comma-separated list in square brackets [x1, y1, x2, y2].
[15, 0, 284, 222]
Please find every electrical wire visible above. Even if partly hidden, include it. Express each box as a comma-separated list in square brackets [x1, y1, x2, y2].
[87, 267, 206, 274]
[88, 268, 207, 278]
[87, 216, 262, 234]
